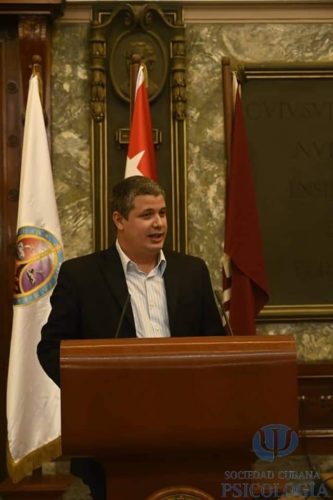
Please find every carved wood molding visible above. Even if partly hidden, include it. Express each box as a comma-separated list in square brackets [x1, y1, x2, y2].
[90, 2, 187, 253]
[62, 1, 333, 24]
[18, 16, 50, 109]
[90, 3, 186, 124]
[0, 0, 65, 17]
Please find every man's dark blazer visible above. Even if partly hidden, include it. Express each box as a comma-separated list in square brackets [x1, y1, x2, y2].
[37, 244, 225, 386]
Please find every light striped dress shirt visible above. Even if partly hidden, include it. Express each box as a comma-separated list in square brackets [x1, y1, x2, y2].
[116, 240, 171, 338]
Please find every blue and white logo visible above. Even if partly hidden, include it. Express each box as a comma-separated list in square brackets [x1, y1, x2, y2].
[252, 424, 299, 462]
[14, 226, 63, 305]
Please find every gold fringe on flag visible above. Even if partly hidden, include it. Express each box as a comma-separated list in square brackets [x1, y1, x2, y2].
[7, 437, 62, 484]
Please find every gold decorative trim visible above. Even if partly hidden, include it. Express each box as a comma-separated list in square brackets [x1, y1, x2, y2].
[259, 305, 333, 321]
[236, 63, 333, 81]
[299, 429, 333, 438]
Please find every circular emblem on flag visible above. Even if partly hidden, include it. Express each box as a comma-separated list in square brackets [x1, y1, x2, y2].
[14, 226, 63, 305]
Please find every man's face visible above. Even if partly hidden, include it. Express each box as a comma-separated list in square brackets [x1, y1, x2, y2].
[113, 194, 167, 261]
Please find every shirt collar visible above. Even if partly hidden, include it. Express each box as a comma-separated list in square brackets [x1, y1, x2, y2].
[116, 239, 166, 276]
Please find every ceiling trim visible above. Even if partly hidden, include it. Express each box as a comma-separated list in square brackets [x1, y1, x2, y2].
[61, 1, 333, 23]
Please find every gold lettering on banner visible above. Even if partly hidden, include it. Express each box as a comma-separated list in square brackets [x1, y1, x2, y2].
[291, 141, 333, 159]
[246, 101, 333, 120]
[294, 260, 333, 280]
[289, 179, 333, 199]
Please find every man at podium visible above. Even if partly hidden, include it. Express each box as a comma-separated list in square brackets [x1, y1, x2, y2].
[37, 175, 225, 500]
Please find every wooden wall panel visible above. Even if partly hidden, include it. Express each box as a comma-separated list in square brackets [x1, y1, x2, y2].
[0, 5, 58, 481]
[0, 18, 23, 480]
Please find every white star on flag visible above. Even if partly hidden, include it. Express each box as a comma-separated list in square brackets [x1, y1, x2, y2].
[125, 151, 145, 177]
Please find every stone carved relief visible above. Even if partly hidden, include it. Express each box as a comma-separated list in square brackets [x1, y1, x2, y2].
[110, 34, 167, 103]
[90, 3, 186, 122]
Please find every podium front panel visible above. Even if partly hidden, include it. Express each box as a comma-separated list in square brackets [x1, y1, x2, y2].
[60, 335, 298, 457]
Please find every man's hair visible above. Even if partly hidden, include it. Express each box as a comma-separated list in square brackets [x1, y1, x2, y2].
[111, 175, 165, 218]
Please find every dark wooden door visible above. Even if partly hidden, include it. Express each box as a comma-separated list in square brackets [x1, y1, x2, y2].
[0, 17, 23, 479]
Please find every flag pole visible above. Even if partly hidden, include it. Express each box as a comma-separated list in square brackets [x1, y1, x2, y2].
[129, 53, 141, 123]
[31, 55, 43, 104]
[221, 56, 236, 241]
[221, 57, 234, 177]
[25, 59, 45, 483]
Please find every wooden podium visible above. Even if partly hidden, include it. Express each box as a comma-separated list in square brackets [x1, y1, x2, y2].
[60, 335, 298, 499]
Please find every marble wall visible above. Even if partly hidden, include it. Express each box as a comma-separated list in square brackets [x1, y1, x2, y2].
[51, 19, 333, 361]
[52, 23, 92, 260]
[185, 23, 333, 359]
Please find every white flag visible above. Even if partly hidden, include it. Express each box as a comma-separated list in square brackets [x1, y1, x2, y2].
[7, 75, 63, 482]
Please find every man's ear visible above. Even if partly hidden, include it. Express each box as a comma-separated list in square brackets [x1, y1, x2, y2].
[112, 211, 125, 230]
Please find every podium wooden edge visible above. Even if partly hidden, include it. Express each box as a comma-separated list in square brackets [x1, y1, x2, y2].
[0, 473, 73, 499]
